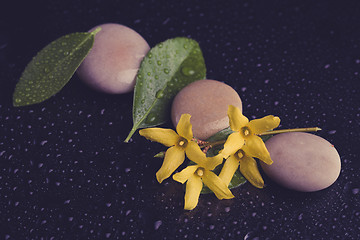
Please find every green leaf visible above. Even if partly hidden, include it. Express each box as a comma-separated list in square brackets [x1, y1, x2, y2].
[154, 151, 165, 158]
[206, 126, 233, 143]
[13, 28, 101, 107]
[259, 134, 273, 142]
[125, 37, 206, 142]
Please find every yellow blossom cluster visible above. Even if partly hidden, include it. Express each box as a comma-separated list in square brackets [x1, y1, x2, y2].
[139, 105, 280, 210]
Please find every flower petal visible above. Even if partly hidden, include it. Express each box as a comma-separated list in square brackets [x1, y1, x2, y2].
[176, 114, 193, 141]
[244, 135, 273, 165]
[185, 141, 207, 166]
[139, 128, 179, 147]
[228, 105, 248, 131]
[247, 115, 280, 135]
[220, 132, 244, 158]
[202, 170, 235, 200]
[156, 146, 185, 183]
[173, 165, 198, 184]
[218, 154, 240, 186]
[206, 154, 224, 171]
[185, 141, 223, 170]
[184, 176, 203, 210]
[239, 156, 264, 188]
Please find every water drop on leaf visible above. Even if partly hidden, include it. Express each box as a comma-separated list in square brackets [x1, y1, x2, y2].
[181, 66, 195, 76]
[146, 113, 157, 124]
[155, 89, 164, 99]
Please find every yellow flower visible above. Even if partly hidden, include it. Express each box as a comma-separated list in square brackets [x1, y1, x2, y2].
[173, 144, 234, 210]
[219, 144, 265, 188]
[221, 105, 280, 164]
[139, 114, 196, 183]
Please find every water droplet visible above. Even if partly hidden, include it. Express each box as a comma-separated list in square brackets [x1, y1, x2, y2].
[183, 44, 188, 49]
[146, 113, 157, 124]
[155, 75, 159, 80]
[181, 66, 195, 76]
[61, 42, 67, 46]
[15, 98, 21, 103]
[153, 220, 162, 230]
[158, 43, 163, 48]
[148, 60, 153, 64]
[147, 72, 151, 76]
[164, 68, 169, 74]
[44, 68, 50, 73]
[137, 74, 143, 79]
[155, 90, 164, 99]
[141, 99, 145, 104]
[148, 53, 152, 58]
[64, 51, 69, 56]
[157, 60, 162, 66]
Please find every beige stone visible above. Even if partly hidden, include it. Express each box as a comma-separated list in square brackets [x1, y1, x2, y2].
[261, 132, 341, 192]
[171, 79, 242, 140]
[77, 23, 150, 94]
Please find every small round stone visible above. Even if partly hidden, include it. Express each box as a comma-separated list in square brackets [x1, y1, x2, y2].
[171, 79, 242, 140]
[77, 23, 150, 94]
[260, 132, 341, 192]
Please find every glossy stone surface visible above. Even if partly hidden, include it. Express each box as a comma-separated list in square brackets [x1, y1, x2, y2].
[261, 132, 341, 192]
[77, 23, 150, 94]
[171, 79, 242, 140]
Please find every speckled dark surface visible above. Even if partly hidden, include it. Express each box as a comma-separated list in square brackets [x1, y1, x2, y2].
[1, 1, 360, 239]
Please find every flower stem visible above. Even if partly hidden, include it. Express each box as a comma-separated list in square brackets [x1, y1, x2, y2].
[200, 140, 226, 149]
[258, 127, 321, 136]
[200, 127, 321, 149]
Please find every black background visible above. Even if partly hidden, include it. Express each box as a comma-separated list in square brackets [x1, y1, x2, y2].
[0, 0, 359, 239]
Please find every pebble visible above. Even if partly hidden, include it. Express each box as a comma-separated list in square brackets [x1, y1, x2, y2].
[77, 23, 150, 94]
[260, 132, 341, 192]
[171, 79, 242, 140]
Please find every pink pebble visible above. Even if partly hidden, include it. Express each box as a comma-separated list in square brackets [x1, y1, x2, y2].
[171, 79, 242, 140]
[77, 23, 150, 94]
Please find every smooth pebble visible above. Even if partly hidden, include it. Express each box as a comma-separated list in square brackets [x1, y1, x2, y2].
[171, 79, 242, 140]
[77, 23, 150, 94]
[261, 132, 341, 192]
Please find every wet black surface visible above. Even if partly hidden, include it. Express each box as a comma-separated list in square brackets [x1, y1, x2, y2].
[1, 1, 359, 239]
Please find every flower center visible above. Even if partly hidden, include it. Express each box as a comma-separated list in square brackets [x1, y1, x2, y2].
[177, 137, 188, 148]
[237, 149, 245, 159]
[241, 126, 251, 137]
[196, 167, 204, 177]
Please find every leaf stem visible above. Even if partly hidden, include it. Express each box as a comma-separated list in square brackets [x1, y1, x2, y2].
[91, 27, 102, 36]
[259, 127, 321, 136]
[124, 127, 137, 143]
